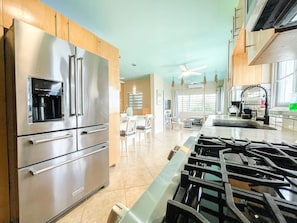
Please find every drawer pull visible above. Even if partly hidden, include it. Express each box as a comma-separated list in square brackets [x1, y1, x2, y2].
[29, 133, 73, 144]
[82, 127, 107, 135]
[29, 146, 107, 175]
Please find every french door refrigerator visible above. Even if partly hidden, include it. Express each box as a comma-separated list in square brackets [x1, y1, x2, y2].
[5, 19, 109, 223]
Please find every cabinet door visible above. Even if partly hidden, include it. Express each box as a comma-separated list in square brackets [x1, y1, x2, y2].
[232, 53, 262, 86]
[68, 20, 100, 55]
[0, 0, 3, 26]
[232, 26, 262, 86]
[55, 13, 69, 40]
[3, 0, 56, 34]
[248, 28, 297, 65]
[247, 28, 276, 65]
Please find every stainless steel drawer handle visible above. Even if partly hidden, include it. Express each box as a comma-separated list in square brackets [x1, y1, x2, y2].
[29, 133, 73, 144]
[29, 146, 108, 175]
[82, 127, 107, 134]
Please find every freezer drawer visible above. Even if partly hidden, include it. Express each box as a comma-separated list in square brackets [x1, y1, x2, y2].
[17, 129, 77, 168]
[18, 144, 109, 223]
[77, 124, 109, 150]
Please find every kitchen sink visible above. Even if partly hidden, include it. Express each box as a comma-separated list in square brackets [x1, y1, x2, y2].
[212, 119, 276, 130]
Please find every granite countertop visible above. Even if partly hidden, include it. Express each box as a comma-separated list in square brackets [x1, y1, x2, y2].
[200, 115, 297, 144]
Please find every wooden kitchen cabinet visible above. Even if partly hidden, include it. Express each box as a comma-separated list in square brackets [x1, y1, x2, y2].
[68, 19, 100, 55]
[232, 26, 262, 86]
[247, 28, 297, 65]
[0, 27, 10, 223]
[232, 52, 262, 86]
[0, 0, 3, 26]
[3, 0, 56, 35]
[55, 13, 69, 40]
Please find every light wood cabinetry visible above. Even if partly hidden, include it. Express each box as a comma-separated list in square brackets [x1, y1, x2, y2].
[0, 26, 10, 223]
[100, 40, 120, 166]
[68, 19, 100, 55]
[3, 0, 56, 35]
[232, 26, 262, 86]
[55, 13, 69, 40]
[247, 28, 297, 65]
[0, 0, 3, 26]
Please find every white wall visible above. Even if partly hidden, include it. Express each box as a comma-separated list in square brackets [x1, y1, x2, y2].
[150, 73, 164, 133]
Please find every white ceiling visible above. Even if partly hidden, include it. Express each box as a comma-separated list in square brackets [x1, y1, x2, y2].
[41, 0, 239, 85]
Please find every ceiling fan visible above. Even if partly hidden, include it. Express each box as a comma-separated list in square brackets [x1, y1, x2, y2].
[178, 64, 207, 79]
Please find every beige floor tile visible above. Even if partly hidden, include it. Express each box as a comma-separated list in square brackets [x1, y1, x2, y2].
[57, 128, 199, 223]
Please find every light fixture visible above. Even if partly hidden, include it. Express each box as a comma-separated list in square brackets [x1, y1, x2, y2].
[181, 77, 184, 86]
[133, 85, 136, 94]
[203, 74, 207, 85]
[214, 74, 218, 84]
[171, 77, 175, 88]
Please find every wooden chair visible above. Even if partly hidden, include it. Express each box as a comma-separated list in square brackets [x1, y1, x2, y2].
[120, 116, 137, 150]
[136, 114, 153, 142]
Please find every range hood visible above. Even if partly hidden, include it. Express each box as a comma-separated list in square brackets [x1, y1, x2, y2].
[245, 0, 297, 32]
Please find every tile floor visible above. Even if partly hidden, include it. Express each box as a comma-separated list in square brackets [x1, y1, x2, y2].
[56, 127, 200, 223]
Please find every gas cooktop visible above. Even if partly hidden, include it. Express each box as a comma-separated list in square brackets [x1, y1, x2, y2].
[164, 135, 297, 223]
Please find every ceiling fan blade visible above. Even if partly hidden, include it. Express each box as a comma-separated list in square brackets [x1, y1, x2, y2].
[189, 65, 207, 72]
[179, 65, 188, 72]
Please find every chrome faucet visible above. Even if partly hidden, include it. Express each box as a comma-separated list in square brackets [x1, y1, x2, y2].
[240, 85, 269, 125]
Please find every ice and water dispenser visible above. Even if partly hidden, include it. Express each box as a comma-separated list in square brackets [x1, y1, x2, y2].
[28, 77, 63, 122]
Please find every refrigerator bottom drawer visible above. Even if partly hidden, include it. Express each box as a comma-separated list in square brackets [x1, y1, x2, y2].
[18, 145, 109, 223]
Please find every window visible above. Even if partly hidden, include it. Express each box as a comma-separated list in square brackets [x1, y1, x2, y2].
[177, 93, 216, 114]
[128, 92, 143, 109]
[274, 60, 297, 107]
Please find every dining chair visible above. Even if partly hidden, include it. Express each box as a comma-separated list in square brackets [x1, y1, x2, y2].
[136, 114, 153, 142]
[120, 116, 137, 150]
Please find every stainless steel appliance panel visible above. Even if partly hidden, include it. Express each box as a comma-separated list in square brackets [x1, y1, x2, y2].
[77, 124, 109, 150]
[18, 145, 109, 223]
[76, 48, 109, 127]
[6, 20, 76, 136]
[17, 129, 77, 168]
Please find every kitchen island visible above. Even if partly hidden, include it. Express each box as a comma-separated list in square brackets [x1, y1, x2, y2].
[114, 115, 297, 223]
[201, 115, 297, 144]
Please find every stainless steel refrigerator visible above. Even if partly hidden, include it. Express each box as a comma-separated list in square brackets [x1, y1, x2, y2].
[5, 19, 109, 223]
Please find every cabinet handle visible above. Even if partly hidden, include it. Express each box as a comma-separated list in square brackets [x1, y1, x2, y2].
[29, 146, 107, 175]
[244, 29, 255, 52]
[232, 8, 241, 39]
[29, 133, 73, 145]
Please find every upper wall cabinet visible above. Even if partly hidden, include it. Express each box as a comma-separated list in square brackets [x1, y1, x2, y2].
[247, 28, 297, 65]
[3, 0, 56, 35]
[68, 20, 100, 55]
[232, 26, 262, 86]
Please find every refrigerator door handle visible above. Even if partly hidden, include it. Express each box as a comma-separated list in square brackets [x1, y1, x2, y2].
[69, 55, 76, 116]
[81, 127, 108, 135]
[77, 57, 84, 116]
[29, 133, 73, 144]
[29, 146, 108, 175]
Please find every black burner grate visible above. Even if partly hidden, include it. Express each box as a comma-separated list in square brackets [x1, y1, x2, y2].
[164, 135, 297, 223]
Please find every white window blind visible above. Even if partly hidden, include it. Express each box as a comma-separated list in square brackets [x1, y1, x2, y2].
[177, 93, 216, 114]
[275, 60, 297, 106]
[128, 92, 143, 109]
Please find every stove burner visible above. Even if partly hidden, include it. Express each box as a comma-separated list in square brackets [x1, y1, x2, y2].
[164, 135, 297, 223]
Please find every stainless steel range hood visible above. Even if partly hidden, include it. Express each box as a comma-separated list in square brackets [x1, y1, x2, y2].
[246, 0, 297, 32]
